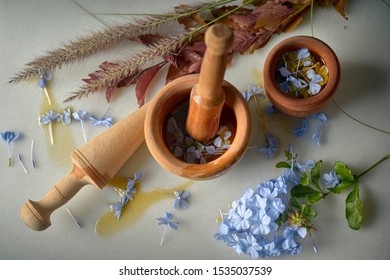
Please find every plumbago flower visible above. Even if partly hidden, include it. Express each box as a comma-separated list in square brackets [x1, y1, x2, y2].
[166, 116, 232, 164]
[215, 147, 389, 258]
[38, 68, 53, 105]
[277, 48, 328, 98]
[40, 110, 61, 145]
[292, 112, 329, 146]
[73, 110, 91, 143]
[110, 172, 143, 219]
[0, 131, 20, 166]
[157, 212, 180, 245]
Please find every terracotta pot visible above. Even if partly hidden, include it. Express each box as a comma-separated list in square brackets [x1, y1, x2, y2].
[144, 74, 251, 180]
[263, 36, 340, 118]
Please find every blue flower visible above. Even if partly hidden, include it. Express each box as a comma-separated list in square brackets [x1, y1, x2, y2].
[323, 170, 340, 188]
[112, 202, 123, 219]
[231, 205, 252, 230]
[312, 124, 321, 146]
[243, 234, 262, 259]
[251, 210, 272, 235]
[40, 110, 60, 125]
[306, 69, 323, 95]
[40, 110, 60, 145]
[0, 131, 20, 166]
[38, 68, 53, 105]
[173, 190, 191, 209]
[157, 212, 180, 245]
[310, 112, 328, 146]
[265, 102, 278, 114]
[60, 108, 72, 125]
[259, 134, 280, 159]
[241, 84, 265, 102]
[157, 212, 180, 229]
[311, 112, 328, 123]
[90, 116, 113, 128]
[72, 110, 91, 122]
[38, 68, 52, 89]
[293, 118, 308, 137]
[111, 172, 143, 219]
[73, 110, 91, 143]
[296, 48, 310, 60]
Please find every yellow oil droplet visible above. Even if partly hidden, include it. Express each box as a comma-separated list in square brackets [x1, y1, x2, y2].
[95, 180, 194, 238]
[251, 68, 263, 86]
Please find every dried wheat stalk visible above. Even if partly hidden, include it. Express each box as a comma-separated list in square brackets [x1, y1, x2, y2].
[64, 29, 193, 102]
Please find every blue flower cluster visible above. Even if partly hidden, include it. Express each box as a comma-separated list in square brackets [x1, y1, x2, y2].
[215, 176, 307, 259]
[111, 172, 143, 219]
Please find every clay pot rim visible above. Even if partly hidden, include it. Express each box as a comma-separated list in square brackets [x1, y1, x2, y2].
[264, 35, 340, 117]
[145, 74, 251, 180]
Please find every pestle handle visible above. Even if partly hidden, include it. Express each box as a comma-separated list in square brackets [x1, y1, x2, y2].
[20, 169, 91, 231]
[21, 103, 149, 231]
[186, 23, 233, 141]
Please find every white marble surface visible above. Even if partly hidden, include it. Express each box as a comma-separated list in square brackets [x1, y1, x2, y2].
[0, 0, 389, 260]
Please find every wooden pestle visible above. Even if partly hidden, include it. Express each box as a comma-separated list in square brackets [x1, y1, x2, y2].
[185, 24, 233, 142]
[20, 103, 149, 231]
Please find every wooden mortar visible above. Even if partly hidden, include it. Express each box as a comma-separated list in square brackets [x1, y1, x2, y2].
[144, 24, 251, 180]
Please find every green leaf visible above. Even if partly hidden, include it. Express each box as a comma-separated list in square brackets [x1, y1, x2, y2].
[290, 197, 300, 209]
[334, 161, 355, 182]
[301, 204, 317, 218]
[276, 161, 291, 169]
[307, 192, 323, 205]
[300, 172, 309, 186]
[291, 185, 319, 198]
[331, 161, 357, 194]
[310, 160, 322, 187]
[345, 184, 364, 230]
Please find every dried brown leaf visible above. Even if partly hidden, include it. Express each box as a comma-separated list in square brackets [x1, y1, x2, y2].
[253, 1, 295, 32]
[334, 0, 347, 19]
[228, 13, 259, 31]
[165, 64, 188, 84]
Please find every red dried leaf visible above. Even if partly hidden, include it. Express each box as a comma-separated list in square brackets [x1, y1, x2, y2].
[135, 63, 165, 107]
[105, 86, 119, 102]
[229, 29, 258, 53]
[253, 1, 295, 31]
[248, 28, 272, 54]
[165, 64, 188, 84]
[228, 13, 258, 31]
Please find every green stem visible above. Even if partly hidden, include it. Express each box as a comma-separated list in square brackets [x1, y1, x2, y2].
[356, 155, 389, 179]
[332, 99, 390, 134]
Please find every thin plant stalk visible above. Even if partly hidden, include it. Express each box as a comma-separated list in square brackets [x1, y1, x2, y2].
[160, 225, 167, 246]
[7, 143, 12, 167]
[80, 121, 87, 143]
[356, 155, 389, 179]
[66, 0, 256, 101]
[42, 87, 52, 106]
[31, 139, 36, 168]
[48, 123, 54, 145]
[18, 154, 29, 174]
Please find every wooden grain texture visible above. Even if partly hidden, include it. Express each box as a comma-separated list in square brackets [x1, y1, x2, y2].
[186, 24, 234, 141]
[20, 103, 149, 231]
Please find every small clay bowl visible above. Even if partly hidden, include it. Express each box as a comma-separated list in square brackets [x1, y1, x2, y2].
[145, 74, 251, 180]
[263, 36, 340, 118]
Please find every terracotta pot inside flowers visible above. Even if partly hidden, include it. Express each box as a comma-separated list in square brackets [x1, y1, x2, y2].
[263, 36, 340, 118]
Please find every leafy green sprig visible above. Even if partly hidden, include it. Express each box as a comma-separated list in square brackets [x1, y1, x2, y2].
[276, 152, 389, 231]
